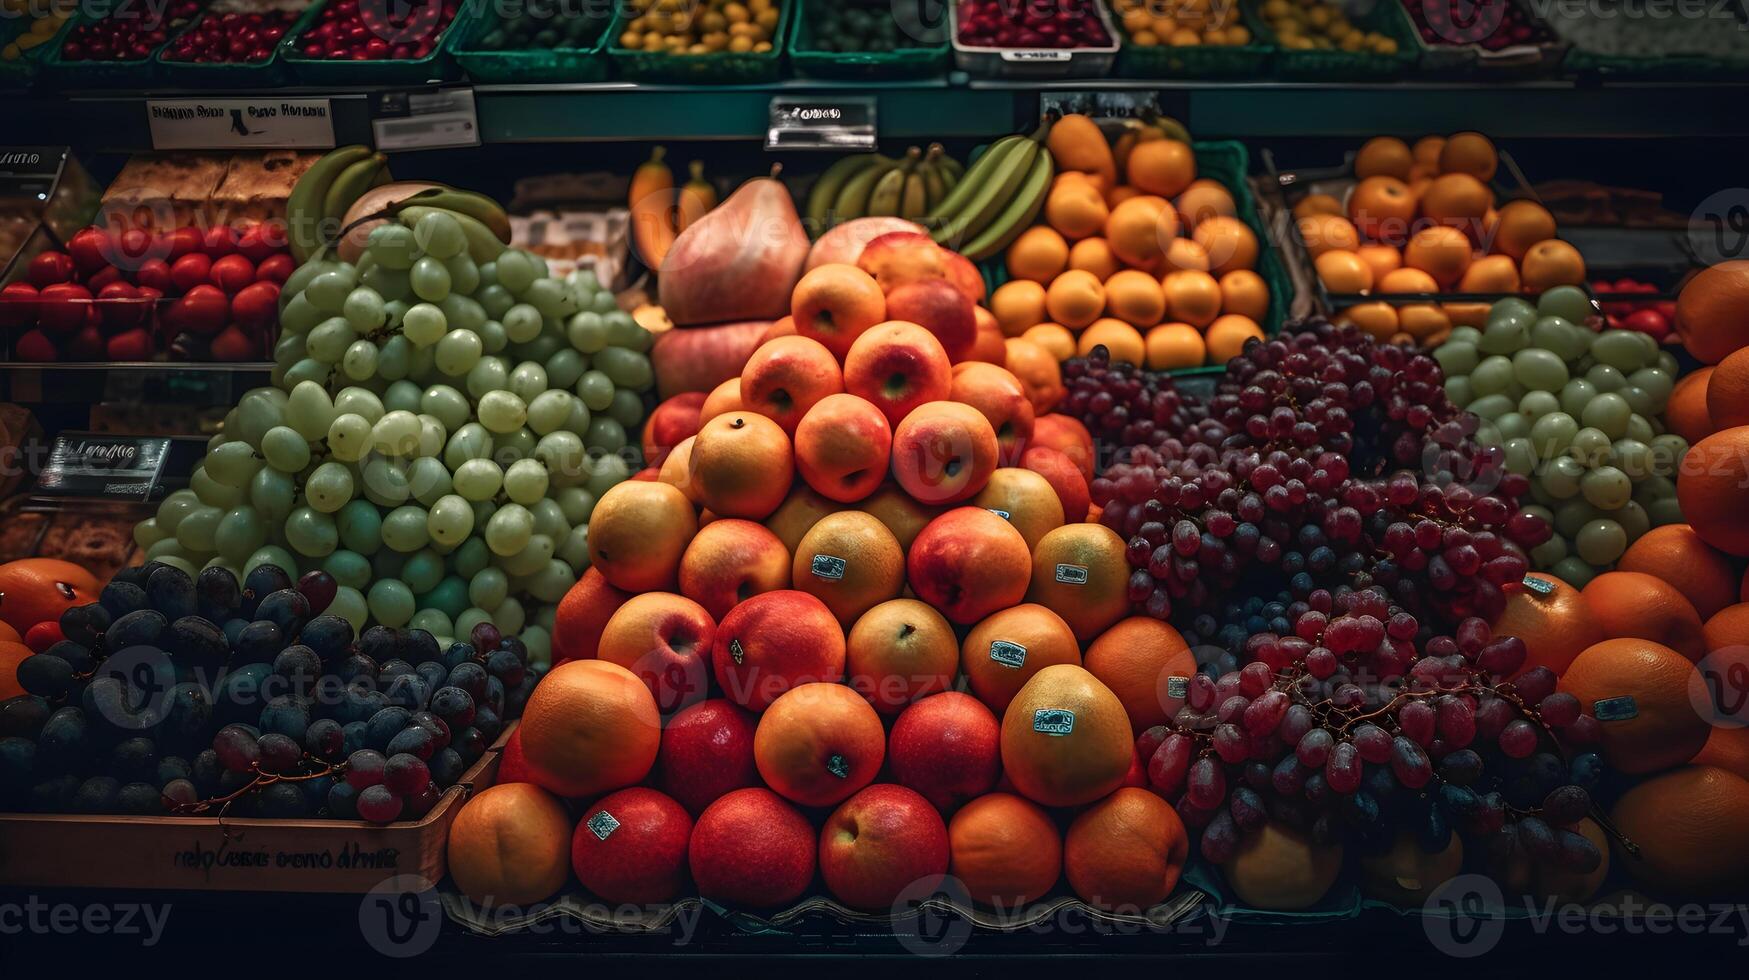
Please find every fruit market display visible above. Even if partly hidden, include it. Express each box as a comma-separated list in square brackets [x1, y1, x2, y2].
[1256, 0, 1397, 54]
[1435, 288, 1685, 586]
[1593, 276, 1677, 342]
[991, 114, 1271, 371]
[1399, 0, 1556, 53]
[0, 0, 71, 63]
[0, 558, 538, 821]
[617, 0, 782, 55]
[292, 0, 461, 62]
[805, 144, 968, 234]
[162, 5, 300, 66]
[56, 0, 202, 63]
[1296, 131, 1579, 342]
[1110, 0, 1253, 48]
[128, 145, 654, 651]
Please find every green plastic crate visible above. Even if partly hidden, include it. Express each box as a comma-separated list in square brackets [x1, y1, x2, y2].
[1243, 0, 1417, 80]
[39, 6, 197, 88]
[980, 139, 1291, 378]
[786, 0, 948, 80]
[154, 3, 322, 88]
[451, 2, 612, 83]
[1108, 0, 1273, 78]
[606, 0, 791, 84]
[1565, 47, 1749, 81]
[281, 0, 461, 85]
[0, 14, 73, 87]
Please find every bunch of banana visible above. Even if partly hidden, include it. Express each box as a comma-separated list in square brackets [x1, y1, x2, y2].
[286, 144, 512, 264]
[804, 143, 965, 234]
[925, 122, 1055, 262]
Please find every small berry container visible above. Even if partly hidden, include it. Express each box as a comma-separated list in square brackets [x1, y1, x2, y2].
[39, 0, 204, 89]
[156, 4, 323, 87]
[280, 0, 463, 85]
[950, 0, 1120, 79]
[1398, 0, 1567, 76]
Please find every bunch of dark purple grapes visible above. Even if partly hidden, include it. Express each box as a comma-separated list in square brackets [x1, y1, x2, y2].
[0, 561, 539, 824]
[1065, 319, 1551, 628]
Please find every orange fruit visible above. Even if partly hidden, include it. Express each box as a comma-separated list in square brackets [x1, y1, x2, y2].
[1044, 269, 1107, 329]
[0, 640, 29, 700]
[1205, 314, 1265, 363]
[0, 621, 18, 644]
[971, 467, 1067, 551]
[1404, 225, 1473, 288]
[1162, 237, 1210, 273]
[1438, 131, 1498, 180]
[791, 510, 904, 627]
[1412, 135, 1445, 167]
[447, 783, 573, 906]
[1617, 524, 1740, 620]
[1378, 267, 1439, 294]
[961, 602, 1081, 715]
[1706, 346, 1749, 429]
[1223, 821, 1344, 911]
[948, 793, 1063, 908]
[1162, 269, 1223, 328]
[1459, 253, 1521, 292]
[1126, 138, 1196, 198]
[1675, 260, 1749, 364]
[1105, 195, 1176, 270]
[1067, 236, 1120, 280]
[588, 480, 700, 592]
[1064, 787, 1189, 910]
[1693, 726, 1749, 780]
[1023, 322, 1077, 361]
[1354, 243, 1403, 282]
[520, 659, 663, 797]
[1193, 216, 1258, 276]
[1610, 765, 1749, 897]
[991, 279, 1048, 337]
[1347, 176, 1416, 243]
[1397, 304, 1452, 342]
[690, 411, 796, 521]
[1004, 338, 1065, 414]
[700, 377, 743, 423]
[1027, 523, 1132, 643]
[1145, 322, 1207, 370]
[1175, 179, 1236, 230]
[1000, 664, 1133, 808]
[1314, 250, 1373, 294]
[1678, 426, 1749, 557]
[1703, 602, 1749, 654]
[0, 559, 99, 633]
[1519, 239, 1586, 293]
[1490, 200, 1557, 261]
[1219, 269, 1269, 321]
[753, 682, 885, 807]
[846, 597, 958, 714]
[1491, 574, 1604, 678]
[1297, 213, 1360, 258]
[1104, 268, 1167, 327]
[1354, 136, 1413, 180]
[764, 483, 837, 555]
[1044, 175, 1109, 241]
[1007, 226, 1070, 283]
[1339, 302, 1399, 341]
[1559, 637, 1710, 774]
[1292, 193, 1343, 220]
[1077, 318, 1147, 367]
[1665, 366, 1716, 446]
[1580, 571, 1707, 662]
[1083, 617, 1196, 731]
[1419, 173, 1492, 233]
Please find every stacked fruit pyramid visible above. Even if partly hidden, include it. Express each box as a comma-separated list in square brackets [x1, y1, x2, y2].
[990, 115, 1272, 372]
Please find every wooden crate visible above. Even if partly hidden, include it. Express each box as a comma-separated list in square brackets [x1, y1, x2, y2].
[0, 725, 511, 893]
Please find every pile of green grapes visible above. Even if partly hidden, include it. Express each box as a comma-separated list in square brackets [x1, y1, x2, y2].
[131, 209, 653, 665]
[1434, 286, 1687, 588]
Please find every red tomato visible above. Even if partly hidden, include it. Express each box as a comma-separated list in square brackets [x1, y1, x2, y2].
[173, 283, 229, 336]
[13, 329, 57, 361]
[230, 280, 280, 329]
[255, 253, 295, 284]
[26, 251, 75, 289]
[24, 620, 65, 653]
[169, 253, 213, 293]
[164, 226, 204, 259]
[85, 266, 124, 292]
[202, 225, 238, 257]
[66, 227, 113, 274]
[36, 282, 92, 335]
[236, 223, 281, 264]
[210, 254, 256, 295]
[97, 281, 146, 330]
[0, 282, 39, 328]
[1622, 308, 1671, 342]
[135, 257, 174, 293]
[113, 228, 161, 269]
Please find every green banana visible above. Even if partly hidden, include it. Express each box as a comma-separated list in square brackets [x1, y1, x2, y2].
[422, 186, 513, 243]
[929, 137, 1037, 249]
[286, 145, 372, 263]
[937, 152, 965, 182]
[397, 205, 506, 266]
[806, 152, 882, 231]
[868, 148, 920, 217]
[959, 150, 1054, 261]
[833, 156, 900, 223]
[1154, 113, 1193, 143]
[322, 153, 387, 240]
[919, 145, 948, 212]
[900, 169, 928, 221]
[923, 134, 1024, 227]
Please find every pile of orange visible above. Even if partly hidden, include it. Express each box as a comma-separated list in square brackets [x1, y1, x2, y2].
[1672, 262, 1749, 559]
[1296, 132, 1580, 346]
[992, 114, 1269, 372]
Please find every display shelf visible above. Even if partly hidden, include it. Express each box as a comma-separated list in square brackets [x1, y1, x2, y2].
[6, 78, 1748, 150]
[0, 361, 274, 373]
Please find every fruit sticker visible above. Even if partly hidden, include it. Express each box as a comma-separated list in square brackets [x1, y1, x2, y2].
[1032, 708, 1076, 736]
[728, 639, 745, 665]
[987, 508, 1012, 520]
[1054, 563, 1089, 585]
[1522, 575, 1557, 596]
[810, 554, 847, 581]
[1593, 696, 1639, 722]
[586, 810, 621, 841]
[989, 640, 1028, 669]
[826, 754, 850, 779]
[1166, 676, 1190, 700]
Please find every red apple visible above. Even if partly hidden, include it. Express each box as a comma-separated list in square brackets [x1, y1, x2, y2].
[689, 788, 816, 909]
[134, 258, 174, 293]
[884, 278, 977, 361]
[230, 281, 279, 330]
[202, 225, 237, 256]
[173, 284, 229, 336]
[642, 391, 708, 468]
[818, 784, 949, 911]
[649, 320, 771, 399]
[886, 692, 1000, 810]
[236, 222, 279, 263]
[96, 281, 145, 330]
[655, 698, 760, 815]
[570, 786, 694, 905]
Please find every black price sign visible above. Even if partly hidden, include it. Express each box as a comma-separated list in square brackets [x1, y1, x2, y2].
[767, 96, 877, 151]
[37, 434, 171, 500]
[0, 146, 67, 201]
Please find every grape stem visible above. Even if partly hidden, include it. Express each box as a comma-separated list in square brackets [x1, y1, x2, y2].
[165, 758, 346, 831]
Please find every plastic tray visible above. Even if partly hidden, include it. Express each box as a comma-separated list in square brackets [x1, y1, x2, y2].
[952, 0, 1120, 79]
[606, 0, 792, 84]
[1245, 0, 1418, 80]
[155, 4, 323, 88]
[0, 15, 73, 88]
[38, 7, 197, 88]
[1108, 0, 1272, 79]
[451, 2, 612, 84]
[1398, 0, 1567, 76]
[787, 0, 949, 80]
[280, 0, 462, 86]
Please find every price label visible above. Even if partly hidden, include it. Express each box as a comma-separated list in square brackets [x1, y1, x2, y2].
[36, 434, 171, 500]
[372, 89, 481, 151]
[1001, 49, 1072, 62]
[767, 96, 876, 151]
[146, 99, 336, 150]
[0, 147, 68, 200]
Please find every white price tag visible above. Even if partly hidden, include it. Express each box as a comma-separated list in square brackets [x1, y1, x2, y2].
[1001, 49, 1073, 62]
[146, 98, 336, 150]
[372, 88, 481, 151]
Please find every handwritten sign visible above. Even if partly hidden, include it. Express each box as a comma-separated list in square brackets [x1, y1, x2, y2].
[147, 99, 336, 150]
[37, 434, 171, 499]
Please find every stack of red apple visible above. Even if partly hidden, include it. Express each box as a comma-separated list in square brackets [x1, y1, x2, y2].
[0, 223, 290, 363]
[444, 207, 1200, 919]
[1591, 275, 1677, 342]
